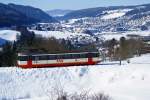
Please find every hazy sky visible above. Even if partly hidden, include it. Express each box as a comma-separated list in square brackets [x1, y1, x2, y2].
[1, 0, 150, 11]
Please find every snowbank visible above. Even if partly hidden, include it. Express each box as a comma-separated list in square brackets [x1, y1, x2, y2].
[0, 54, 150, 100]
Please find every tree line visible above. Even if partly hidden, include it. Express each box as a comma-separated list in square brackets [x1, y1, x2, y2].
[103, 37, 145, 64]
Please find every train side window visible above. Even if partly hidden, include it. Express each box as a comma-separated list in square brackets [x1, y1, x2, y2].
[62, 55, 65, 59]
[85, 53, 89, 58]
[66, 54, 72, 59]
[64, 54, 72, 59]
[56, 55, 60, 59]
[31, 56, 38, 61]
[39, 55, 48, 60]
[64, 54, 70, 59]
[75, 54, 80, 58]
[88, 53, 92, 58]
[64, 55, 68, 59]
[48, 55, 56, 60]
[35, 56, 39, 61]
[75, 54, 79, 58]
[77, 54, 81, 58]
[70, 54, 73, 59]
[71, 54, 76, 58]
[80, 54, 86, 58]
[79, 54, 82, 58]
[92, 53, 96, 57]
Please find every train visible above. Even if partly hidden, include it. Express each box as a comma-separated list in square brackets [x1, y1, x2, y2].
[17, 52, 102, 68]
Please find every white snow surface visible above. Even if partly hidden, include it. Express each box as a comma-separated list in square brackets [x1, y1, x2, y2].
[96, 31, 150, 41]
[0, 30, 20, 41]
[0, 29, 149, 43]
[68, 19, 80, 24]
[31, 30, 90, 39]
[101, 12, 125, 19]
[101, 9, 132, 19]
[0, 54, 150, 100]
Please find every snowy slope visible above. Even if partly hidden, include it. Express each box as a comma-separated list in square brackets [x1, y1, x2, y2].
[32, 30, 150, 44]
[31, 30, 89, 39]
[32, 30, 96, 45]
[101, 12, 125, 19]
[101, 9, 132, 19]
[0, 54, 150, 100]
[96, 31, 150, 41]
[0, 29, 149, 45]
[0, 30, 20, 41]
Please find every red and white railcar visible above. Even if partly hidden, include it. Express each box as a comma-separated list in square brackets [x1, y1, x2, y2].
[17, 52, 102, 68]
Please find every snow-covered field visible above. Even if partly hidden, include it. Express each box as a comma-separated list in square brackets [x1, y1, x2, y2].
[96, 31, 150, 40]
[0, 54, 150, 100]
[101, 9, 132, 19]
[0, 30, 149, 44]
[31, 30, 90, 39]
[0, 30, 20, 41]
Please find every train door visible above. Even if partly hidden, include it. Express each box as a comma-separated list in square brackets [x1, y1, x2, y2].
[27, 55, 32, 67]
[88, 53, 93, 64]
[34, 56, 40, 68]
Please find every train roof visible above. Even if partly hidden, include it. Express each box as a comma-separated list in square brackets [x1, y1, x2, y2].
[18, 52, 99, 56]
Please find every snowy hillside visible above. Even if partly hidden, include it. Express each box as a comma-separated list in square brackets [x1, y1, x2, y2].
[46, 9, 72, 17]
[0, 29, 149, 45]
[32, 30, 96, 44]
[0, 30, 20, 41]
[0, 29, 96, 46]
[31, 30, 87, 39]
[101, 9, 132, 19]
[0, 54, 150, 100]
[96, 30, 150, 41]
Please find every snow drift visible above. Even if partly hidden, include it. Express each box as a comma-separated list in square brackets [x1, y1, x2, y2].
[0, 54, 150, 100]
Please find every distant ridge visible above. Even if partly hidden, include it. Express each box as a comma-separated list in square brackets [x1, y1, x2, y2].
[47, 9, 73, 17]
[0, 3, 57, 27]
[59, 3, 150, 20]
[8, 3, 58, 23]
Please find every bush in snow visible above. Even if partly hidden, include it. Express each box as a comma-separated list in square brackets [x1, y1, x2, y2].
[56, 92, 112, 100]
[47, 86, 112, 100]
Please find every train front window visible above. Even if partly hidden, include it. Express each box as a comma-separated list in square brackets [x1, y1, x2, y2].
[87, 52, 99, 58]
[18, 56, 28, 61]
[93, 53, 99, 57]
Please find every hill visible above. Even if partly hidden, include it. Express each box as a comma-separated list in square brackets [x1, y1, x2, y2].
[47, 9, 73, 17]
[0, 3, 38, 27]
[62, 4, 150, 20]
[0, 3, 57, 27]
[59, 3, 150, 32]
[8, 3, 57, 23]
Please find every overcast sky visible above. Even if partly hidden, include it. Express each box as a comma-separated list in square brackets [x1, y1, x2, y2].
[1, 0, 150, 11]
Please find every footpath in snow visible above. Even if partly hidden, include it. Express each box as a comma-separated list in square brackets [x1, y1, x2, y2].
[0, 54, 150, 100]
